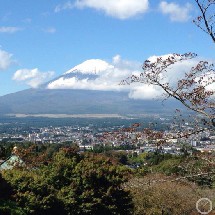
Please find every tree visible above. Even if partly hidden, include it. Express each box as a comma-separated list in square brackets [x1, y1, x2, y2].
[2, 148, 133, 215]
[0, 173, 13, 200]
[121, 0, 215, 128]
[121, 52, 214, 127]
[193, 0, 215, 43]
[120, 1, 215, 207]
[0, 173, 24, 215]
[126, 173, 215, 215]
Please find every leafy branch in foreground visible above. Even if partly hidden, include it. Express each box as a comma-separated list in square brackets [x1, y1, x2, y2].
[121, 53, 215, 126]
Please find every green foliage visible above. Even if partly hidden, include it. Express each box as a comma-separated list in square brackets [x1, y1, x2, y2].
[0, 173, 25, 214]
[145, 152, 174, 166]
[2, 149, 133, 215]
[92, 144, 113, 153]
[2, 169, 62, 214]
[0, 200, 26, 215]
[128, 152, 147, 165]
[152, 157, 182, 175]
[42, 150, 133, 214]
[0, 173, 13, 199]
[103, 151, 129, 165]
[1, 142, 214, 214]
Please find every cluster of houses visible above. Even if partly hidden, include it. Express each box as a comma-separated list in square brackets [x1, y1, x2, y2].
[0, 122, 214, 171]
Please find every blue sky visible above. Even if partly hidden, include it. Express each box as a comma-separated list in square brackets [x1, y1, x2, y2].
[0, 0, 214, 96]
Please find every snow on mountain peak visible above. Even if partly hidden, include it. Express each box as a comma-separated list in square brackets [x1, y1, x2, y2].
[65, 59, 113, 75]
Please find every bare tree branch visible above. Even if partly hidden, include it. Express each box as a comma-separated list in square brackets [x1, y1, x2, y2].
[194, 0, 215, 43]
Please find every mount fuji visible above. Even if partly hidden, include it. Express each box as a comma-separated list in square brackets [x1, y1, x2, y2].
[0, 59, 182, 115]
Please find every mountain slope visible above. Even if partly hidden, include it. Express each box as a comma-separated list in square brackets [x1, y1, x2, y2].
[0, 88, 181, 115]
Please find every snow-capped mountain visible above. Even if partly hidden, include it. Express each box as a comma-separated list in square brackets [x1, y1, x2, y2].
[65, 59, 113, 75]
[0, 58, 183, 115]
[46, 59, 118, 91]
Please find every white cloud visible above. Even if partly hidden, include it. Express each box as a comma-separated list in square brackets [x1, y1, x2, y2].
[159, 1, 192, 22]
[55, 1, 74, 12]
[195, 70, 215, 94]
[55, 0, 149, 19]
[48, 56, 141, 91]
[146, 54, 195, 85]
[0, 26, 23, 33]
[113, 55, 121, 64]
[0, 49, 13, 70]
[129, 54, 215, 100]
[47, 55, 164, 100]
[48, 54, 208, 100]
[44, 27, 56, 34]
[13, 68, 55, 88]
[128, 85, 161, 99]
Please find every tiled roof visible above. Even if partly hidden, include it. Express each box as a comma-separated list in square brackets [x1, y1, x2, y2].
[0, 155, 24, 170]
